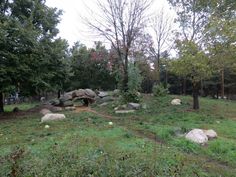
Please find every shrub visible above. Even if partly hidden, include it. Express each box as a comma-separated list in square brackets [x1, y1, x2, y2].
[122, 91, 141, 103]
[152, 83, 169, 97]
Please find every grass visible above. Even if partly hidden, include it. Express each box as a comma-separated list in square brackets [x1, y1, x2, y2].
[3, 102, 38, 112]
[0, 95, 236, 176]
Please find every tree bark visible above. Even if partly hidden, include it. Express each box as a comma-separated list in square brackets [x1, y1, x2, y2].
[122, 54, 129, 92]
[192, 82, 199, 110]
[221, 68, 224, 98]
[0, 92, 4, 113]
[57, 90, 61, 99]
[183, 77, 186, 95]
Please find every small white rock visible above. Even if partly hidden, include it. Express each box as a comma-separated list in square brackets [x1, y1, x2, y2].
[45, 125, 50, 129]
[171, 99, 181, 105]
[108, 122, 113, 125]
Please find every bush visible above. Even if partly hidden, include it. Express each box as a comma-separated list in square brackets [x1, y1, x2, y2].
[152, 83, 169, 97]
[122, 91, 141, 103]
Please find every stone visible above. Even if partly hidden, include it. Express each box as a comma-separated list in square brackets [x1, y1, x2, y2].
[171, 99, 181, 105]
[203, 129, 217, 139]
[113, 89, 120, 96]
[40, 109, 52, 115]
[51, 106, 63, 112]
[115, 110, 135, 114]
[72, 89, 86, 98]
[98, 91, 109, 98]
[108, 122, 113, 125]
[61, 100, 74, 107]
[50, 99, 60, 106]
[185, 129, 208, 144]
[65, 106, 76, 111]
[45, 125, 50, 129]
[60, 94, 73, 102]
[85, 89, 96, 98]
[99, 102, 108, 107]
[128, 103, 141, 110]
[41, 113, 66, 122]
[101, 96, 115, 102]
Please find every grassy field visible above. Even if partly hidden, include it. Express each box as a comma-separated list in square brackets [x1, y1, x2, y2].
[0, 95, 236, 176]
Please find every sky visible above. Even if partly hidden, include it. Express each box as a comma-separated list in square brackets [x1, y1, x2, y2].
[45, 0, 173, 48]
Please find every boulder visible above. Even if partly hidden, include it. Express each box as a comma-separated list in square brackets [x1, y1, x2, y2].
[203, 129, 217, 139]
[128, 103, 141, 110]
[98, 91, 109, 98]
[40, 109, 52, 115]
[171, 99, 181, 105]
[61, 100, 74, 107]
[41, 113, 66, 122]
[60, 94, 73, 102]
[113, 89, 120, 96]
[65, 106, 76, 111]
[51, 106, 63, 112]
[50, 99, 60, 106]
[115, 110, 135, 114]
[72, 89, 86, 98]
[185, 129, 208, 144]
[85, 89, 96, 98]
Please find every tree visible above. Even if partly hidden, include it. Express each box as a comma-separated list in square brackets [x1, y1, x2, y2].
[204, 1, 236, 98]
[150, 7, 173, 84]
[70, 42, 116, 90]
[85, 0, 152, 92]
[170, 41, 212, 109]
[167, 0, 212, 109]
[0, 0, 67, 112]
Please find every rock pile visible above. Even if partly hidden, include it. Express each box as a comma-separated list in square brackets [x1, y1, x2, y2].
[50, 89, 97, 107]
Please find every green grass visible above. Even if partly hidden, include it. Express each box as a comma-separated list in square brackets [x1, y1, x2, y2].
[0, 95, 236, 176]
[4, 102, 38, 112]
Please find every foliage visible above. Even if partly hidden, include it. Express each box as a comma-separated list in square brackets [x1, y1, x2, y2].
[152, 83, 169, 97]
[85, 0, 153, 91]
[122, 91, 141, 103]
[70, 42, 116, 90]
[127, 63, 143, 92]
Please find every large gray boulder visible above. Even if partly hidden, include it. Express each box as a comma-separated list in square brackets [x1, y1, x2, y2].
[72, 89, 86, 98]
[61, 100, 74, 107]
[50, 99, 60, 106]
[60, 94, 73, 102]
[85, 89, 96, 98]
[185, 129, 208, 144]
[41, 113, 66, 122]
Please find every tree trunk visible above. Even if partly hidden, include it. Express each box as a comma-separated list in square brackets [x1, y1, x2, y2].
[0, 92, 4, 113]
[200, 79, 204, 96]
[122, 55, 129, 92]
[192, 82, 199, 110]
[165, 69, 168, 87]
[183, 77, 186, 95]
[221, 68, 224, 98]
[156, 52, 160, 85]
[57, 90, 61, 99]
